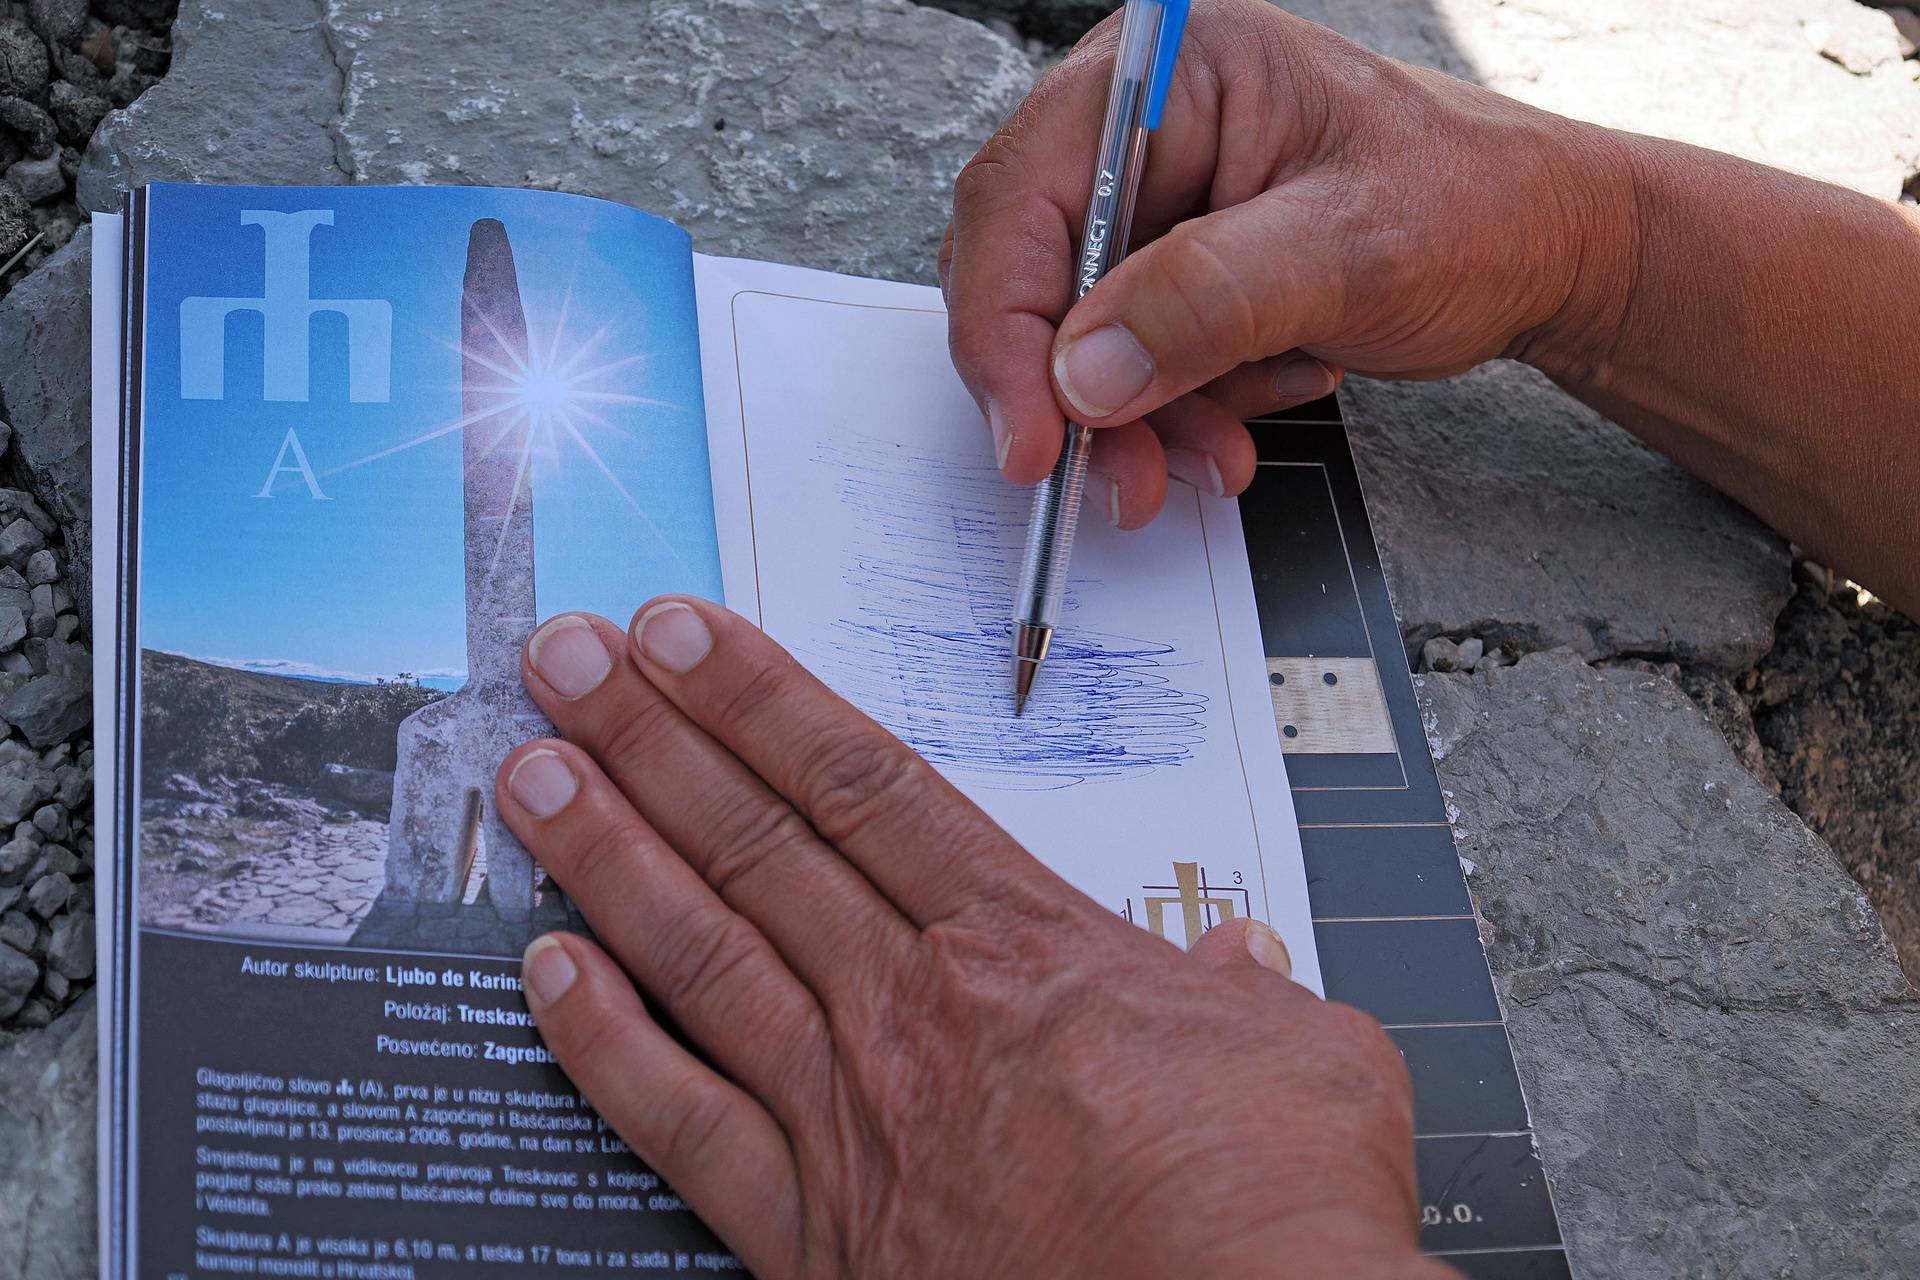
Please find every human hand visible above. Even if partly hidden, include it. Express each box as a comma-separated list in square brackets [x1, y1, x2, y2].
[495, 598, 1446, 1280]
[942, 0, 1634, 527]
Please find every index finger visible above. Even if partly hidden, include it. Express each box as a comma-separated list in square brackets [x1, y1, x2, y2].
[624, 596, 1068, 927]
[943, 20, 1222, 483]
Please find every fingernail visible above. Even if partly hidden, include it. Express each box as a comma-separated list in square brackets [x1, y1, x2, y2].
[987, 398, 1013, 471]
[1273, 355, 1336, 402]
[1085, 468, 1122, 527]
[528, 615, 612, 700]
[633, 601, 713, 673]
[508, 747, 578, 818]
[1245, 921, 1293, 978]
[522, 935, 578, 1005]
[1165, 447, 1225, 497]
[1054, 325, 1153, 418]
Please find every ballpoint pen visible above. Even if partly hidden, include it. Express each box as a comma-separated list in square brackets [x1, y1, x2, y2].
[1011, 0, 1191, 715]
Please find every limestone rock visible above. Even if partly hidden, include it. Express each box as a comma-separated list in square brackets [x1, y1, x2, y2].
[0, 993, 96, 1280]
[24, 870, 68, 918]
[25, 0, 87, 48]
[1803, 3, 1907, 74]
[0, 21, 50, 101]
[1423, 651, 1920, 1276]
[332, 0, 1028, 279]
[82, 0, 1029, 282]
[1289, 0, 1920, 200]
[0, 229, 89, 621]
[1343, 363, 1791, 669]
[0, 910, 32, 953]
[24, 548, 58, 585]
[46, 80, 108, 147]
[1, 673, 87, 747]
[0, 940, 32, 1018]
[43, 908, 87, 980]
[0, 94, 56, 157]
[5, 152, 66, 204]
[0, 181, 29, 258]
[77, 0, 347, 210]
[319, 762, 394, 814]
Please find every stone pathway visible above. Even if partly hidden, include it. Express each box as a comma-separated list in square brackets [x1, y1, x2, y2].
[172, 819, 386, 940]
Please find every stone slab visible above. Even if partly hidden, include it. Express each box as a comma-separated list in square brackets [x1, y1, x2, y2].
[0, 991, 95, 1280]
[1423, 650, 1920, 1277]
[1343, 363, 1792, 669]
[0, 227, 90, 629]
[1288, 0, 1920, 200]
[79, 0, 1032, 283]
[75, 0, 348, 212]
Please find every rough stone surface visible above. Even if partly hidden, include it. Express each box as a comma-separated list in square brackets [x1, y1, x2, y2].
[3, 672, 88, 746]
[77, 0, 332, 209]
[1424, 651, 1920, 1277]
[0, 21, 51, 101]
[0, 993, 96, 1280]
[1344, 363, 1792, 669]
[1289, 0, 1920, 200]
[6, 150, 65, 203]
[1749, 571, 1920, 979]
[0, 938, 33, 1017]
[80, 0, 1032, 280]
[0, 181, 30, 257]
[0, 228, 91, 617]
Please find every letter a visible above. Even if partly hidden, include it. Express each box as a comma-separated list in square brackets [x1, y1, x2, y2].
[256, 428, 331, 499]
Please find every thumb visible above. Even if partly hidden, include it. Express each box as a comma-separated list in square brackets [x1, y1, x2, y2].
[1050, 192, 1332, 425]
[1187, 917, 1297, 982]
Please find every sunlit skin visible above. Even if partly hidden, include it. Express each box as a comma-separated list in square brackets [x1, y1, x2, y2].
[497, 1, 1919, 1276]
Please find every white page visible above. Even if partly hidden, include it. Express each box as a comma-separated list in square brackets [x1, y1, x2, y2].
[694, 255, 1319, 992]
[90, 210, 124, 1275]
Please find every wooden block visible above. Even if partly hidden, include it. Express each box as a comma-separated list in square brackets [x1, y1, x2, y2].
[1266, 657, 1397, 754]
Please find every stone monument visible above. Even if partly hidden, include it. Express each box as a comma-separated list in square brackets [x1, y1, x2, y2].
[352, 218, 572, 952]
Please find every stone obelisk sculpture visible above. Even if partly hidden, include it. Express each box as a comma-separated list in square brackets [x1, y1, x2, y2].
[379, 219, 549, 913]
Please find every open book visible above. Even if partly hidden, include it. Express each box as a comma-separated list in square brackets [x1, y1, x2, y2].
[90, 184, 1314, 1277]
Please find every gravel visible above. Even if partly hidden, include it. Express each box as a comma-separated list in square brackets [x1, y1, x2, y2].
[0, 0, 175, 296]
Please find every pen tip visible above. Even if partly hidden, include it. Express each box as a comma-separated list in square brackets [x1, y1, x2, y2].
[1013, 657, 1038, 717]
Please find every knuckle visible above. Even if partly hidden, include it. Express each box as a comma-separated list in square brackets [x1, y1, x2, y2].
[698, 799, 817, 900]
[591, 694, 683, 775]
[561, 812, 644, 893]
[558, 998, 630, 1067]
[654, 1077, 735, 1172]
[1318, 1002, 1415, 1116]
[791, 729, 931, 847]
[653, 909, 766, 1016]
[706, 658, 796, 741]
[1146, 230, 1266, 364]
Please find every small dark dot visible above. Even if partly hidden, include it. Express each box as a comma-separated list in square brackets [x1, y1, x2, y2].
[714, 118, 727, 131]
[1322, 671, 1338, 685]
[1268, 671, 1285, 686]
[1282, 724, 1298, 738]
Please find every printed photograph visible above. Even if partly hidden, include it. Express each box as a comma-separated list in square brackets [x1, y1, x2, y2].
[132, 184, 724, 955]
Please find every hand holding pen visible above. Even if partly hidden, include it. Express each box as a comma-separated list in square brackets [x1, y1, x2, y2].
[1005, 0, 1193, 713]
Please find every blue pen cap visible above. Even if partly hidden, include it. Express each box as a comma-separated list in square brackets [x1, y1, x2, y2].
[1141, 0, 1192, 131]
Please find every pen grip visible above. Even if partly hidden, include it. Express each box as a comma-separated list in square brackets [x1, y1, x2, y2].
[1014, 421, 1095, 631]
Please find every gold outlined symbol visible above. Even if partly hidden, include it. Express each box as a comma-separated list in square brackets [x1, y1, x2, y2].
[1144, 861, 1240, 950]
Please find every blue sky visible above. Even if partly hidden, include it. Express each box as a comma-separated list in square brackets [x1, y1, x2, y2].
[137, 184, 722, 685]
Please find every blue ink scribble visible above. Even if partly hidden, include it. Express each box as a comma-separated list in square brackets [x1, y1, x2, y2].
[804, 440, 1209, 789]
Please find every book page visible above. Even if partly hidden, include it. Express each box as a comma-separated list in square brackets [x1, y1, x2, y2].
[694, 256, 1320, 992]
[96, 184, 739, 1278]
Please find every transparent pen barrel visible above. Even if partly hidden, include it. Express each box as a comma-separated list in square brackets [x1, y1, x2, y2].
[1015, 422, 1094, 630]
